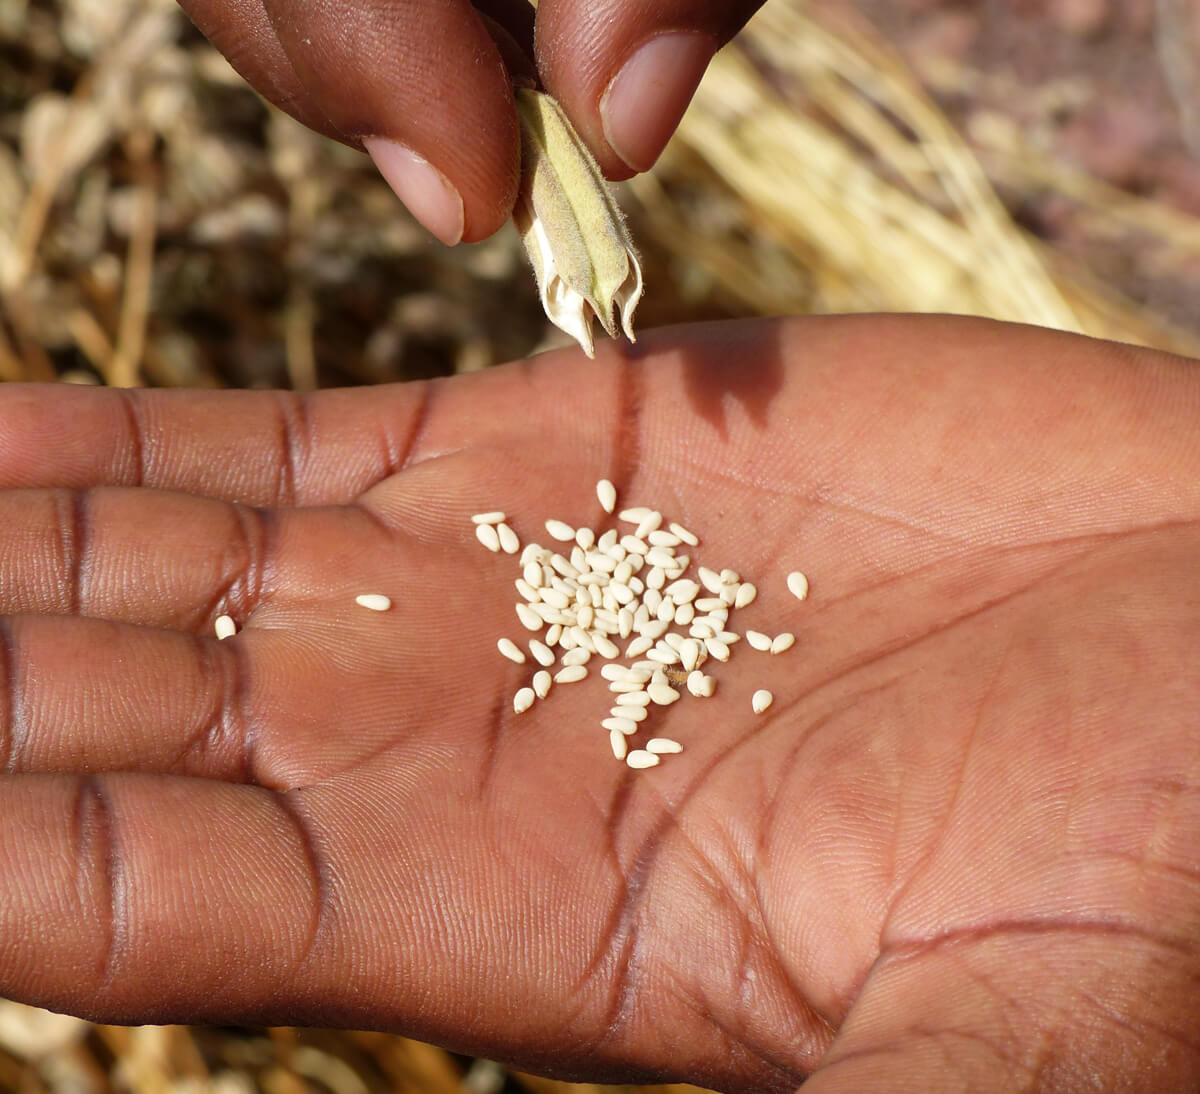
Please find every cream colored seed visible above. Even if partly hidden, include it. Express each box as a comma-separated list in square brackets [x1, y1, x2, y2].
[561, 647, 591, 666]
[647, 681, 680, 705]
[674, 603, 695, 626]
[600, 663, 631, 681]
[597, 479, 617, 514]
[787, 570, 810, 601]
[621, 534, 648, 555]
[529, 639, 555, 666]
[555, 664, 588, 684]
[619, 506, 653, 523]
[648, 530, 680, 547]
[498, 637, 526, 664]
[626, 750, 660, 769]
[686, 671, 716, 698]
[476, 523, 502, 552]
[609, 679, 647, 693]
[354, 593, 391, 612]
[698, 566, 723, 593]
[646, 738, 683, 755]
[515, 578, 539, 602]
[746, 630, 772, 651]
[532, 670, 552, 698]
[705, 638, 731, 662]
[720, 569, 739, 584]
[594, 634, 620, 659]
[734, 582, 757, 609]
[523, 561, 543, 587]
[472, 511, 506, 524]
[695, 596, 726, 611]
[214, 614, 237, 640]
[664, 579, 700, 603]
[515, 603, 542, 631]
[610, 729, 629, 760]
[497, 522, 520, 554]
[575, 527, 595, 550]
[669, 522, 699, 546]
[598, 529, 618, 550]
[752, 689, 774, 714]
[545, 519, 575, 541]
[513, 687, 535, 713]
[602, 716, 639, 735]
[613, 703, 647, 721]
[546, 623, 563, 644]
[625, 635, 653, 658]
[645, 547, 676, 569]
[771, 632, 796, 654]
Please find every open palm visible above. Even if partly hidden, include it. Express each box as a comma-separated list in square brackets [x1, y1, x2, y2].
[1, 316, 1197, 1093]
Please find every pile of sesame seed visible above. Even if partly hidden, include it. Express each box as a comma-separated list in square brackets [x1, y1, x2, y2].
[472, 479, 807, 770]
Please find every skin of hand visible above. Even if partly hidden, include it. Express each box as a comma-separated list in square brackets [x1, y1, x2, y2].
[174, 0, 765, 243]
[0, 315, 1198, 1093]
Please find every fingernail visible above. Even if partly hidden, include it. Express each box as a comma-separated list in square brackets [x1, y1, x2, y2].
[363, 138, 464, 246]
[600, 32, 716, 173]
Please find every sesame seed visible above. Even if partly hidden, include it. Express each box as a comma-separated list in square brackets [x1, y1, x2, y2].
[515, 603, 543, 631]
[610, 730, 629, 760]
[771, 632, 796, 654]
[625, 635, 653, 658]
[669, 522, 699, 546]
[545, 623, 563, 645]
[621, 534, 649, 555]
[529, 639, 555, 666]
[514, 687, 535, 713]
[704, 638, 731, 662]
[752, 689, 774, 714]
[594, 634, 620, 659]
[554, 664, 588, 684]
[597, 479, 617, 514]
[664, 579, 700, 603]
[646, 738, 683, 755]
[472, 511, 506, 524]
[734, 582, 757, 609]
[609, 679, 648, 693]
[674, 602, 695, 626]
[618, 506, 653, 523]
[533, 670, 552, 698]
[647, 681, 680, 705]
[561, 647, 591, 666]
[787, 571, 810, 601]
[545, 519, 575, 542]
[523, 561, 543, 587]
[497, 522, 520, 554]
[498, 637, 526, 664]
[598, 529, 619, 550]
[626, 750, 660, 769]
[645, 547, 676, 569]
[648, 530, 681, 547]
[475, 523, 502, 552]
[694, 596, 726, 612]
[614, 691, 650, 710]
[575, 527, 596, 550]
[354, 593, 392, 612]
[686, 671, 716, 698]
[698, 566, 723, 593]
[746, 630, 772, 651]
[214, 614, 237, 640]
[602, 716, 639, 735]
[635, 511, 663, 538]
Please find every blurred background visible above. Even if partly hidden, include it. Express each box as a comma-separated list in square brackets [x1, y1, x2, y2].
[2, 0, 1199, 1089]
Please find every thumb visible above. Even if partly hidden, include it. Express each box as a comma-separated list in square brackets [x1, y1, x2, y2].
[535, 0, 765, 177]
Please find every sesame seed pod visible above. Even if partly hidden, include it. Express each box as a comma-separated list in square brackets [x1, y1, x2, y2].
[626, 750, 660, 769]
[514, 687, 536, 713]
[498, 638, 527, 664]
[472, 511, 506, 524]
[476, 523, 502, 552]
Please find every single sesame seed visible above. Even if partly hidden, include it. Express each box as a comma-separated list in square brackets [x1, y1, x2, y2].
[576, 527, 596, 550]
[685, 671, 706, 697]
[514, 687, 535, 713]
[646, 738, 683, 755]
[618, 608, 634, 638]
[577, 604, 595, 630]
[655, 598, 675, 624]
[515, 603, 543, 631]
[618, 506, 653, 523]
[555, 664, 588, 684]
[787, 571, 810, 601]
[645, 547, 676, 569]
[597, 479, 617, 514]
[515, 578, 539, 603]
[476, 523, 502, 552]
[704, 638, 731, 662]
[472, 511, 506, 524]
[594, 634, 620, 659]
[648, 529, 681, 547]
[214, 614, 237, 640]
[752, 689, 774, 714]
[674, 602, 695, 626]
[771, 632, 796, 654]
[640, 619, 670, 640]
[545, 623, 563, 645]
[602, 716, 639, 735]
[598, 529, 618, 550]
[698, 566, 723, 593]
[625, 635, 653, 658]
[497, 522, 520, 554]
[529, 639, 555, 666]
[669, 522, 699, 546]
[610, 730, 629, 760]
[532, 670, 552, 698]
[498, 637, 526, 664]
[572, 627, 597, 653]
[615, 690, 651, 708]
[609, 679, 647, 693]
[561, 647, 591, 666]
[612, 559, 633, 583]
[734, 582, 757, 609]
[664, 578, 700, 603]
[746, 630, 772, 651]
[647, 681, 680, 705]
[720, 568, 740, 584]
[690, 622, 716, 640]
[679, 639, 702, 672]
[545, 519, 575, 541]
[626, 750, 660, 769]
[354, 593, 392, 612]
[523, 561, 543, 587]
[609, 582, 635, 605]
[695, 596, 726, 611]
[635, 512, 663, 538]
[717, 631, 740, 644]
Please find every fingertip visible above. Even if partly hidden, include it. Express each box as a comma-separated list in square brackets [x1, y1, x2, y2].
[364, 139, 465, 247]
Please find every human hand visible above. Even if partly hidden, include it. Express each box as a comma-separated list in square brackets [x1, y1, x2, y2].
[1, 316, 1198, 1092]
[176, 0, 764, 245]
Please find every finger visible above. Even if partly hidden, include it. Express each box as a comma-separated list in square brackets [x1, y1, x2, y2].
[0, 384, 428, 505]
[179, 0, 523, 242]
[535, 0, 766, 176]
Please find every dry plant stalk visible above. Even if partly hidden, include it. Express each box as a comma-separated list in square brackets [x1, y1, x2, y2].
[513, 87, 643, 357]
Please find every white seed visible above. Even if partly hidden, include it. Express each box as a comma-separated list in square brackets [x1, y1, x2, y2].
[593, 634, 620, 659]
[497, 522, 520, 554]
[621, 535, 649, 556]
[598, 529, 618, 551]
[561, 647, 591, 666]
[771, 632, 796, 654]
[690, 622, 715, 639]
[787, 570, 810, 601]
[669, 521, 699, 546]
[515, 578, 538, 602]
[472, 511, 506, 524]
[695, 596, 726, 612]
[612, 558, 633, 583]
[475, 523, 502, 552]
[214, 614, 237, 640]
[577, 604, 595, 630]
[626, 750, 660, 769]
[646, 738, 683, 755]
[752, 689, 774, 714]
[647, 681, 680, 705]
[546, 623, 563, 645]
[515, 602, 543, 631]
[664, 579, 700, 603]
[354, 593, 391, 612]
[555, 664, 588, 684]
[679, 639, 702, 672]
[640, 619, 670, 640]
[717, 631, 740, 644]
[609, 582, 635, 605]
[635, 512, 663, 538]
[519, 543, 543, 567]
[719, 569, 739, 585]
[734, 582, 757, 609]
[746, 630, 772, 651]
[513, 687, 536, 713]
[648, 529, 681, 548]
[704, 638, 731, 662]
[597, 479, 617, 514]
[656, 598, 675, 624]
[575, 526, 596, 550]
[532, 670, 552, 698]
[550, 553, 578, 578]
[698, 566, 723, 593]
[523, 560, 543, 587]
[647, 645, 679, 665]
[618, 506, 653, 523]
[498, 637, 526, 664]
[600, 663, 631, 681]
[572, 626, 597, 653]
[673, 602, 695, 626]
[687, 671, 716, 698]
[529, 639, 555, 666]
[618, 608, 634, 638]
[609, 679, 648, 693]
[602, 716, 639, 735]
[645, 547, 676, 569]
[539, 587, 570, 610]
[610, 729, 629, 760]
[625, 635, 653, 658]
[543, 519, 574, 541]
